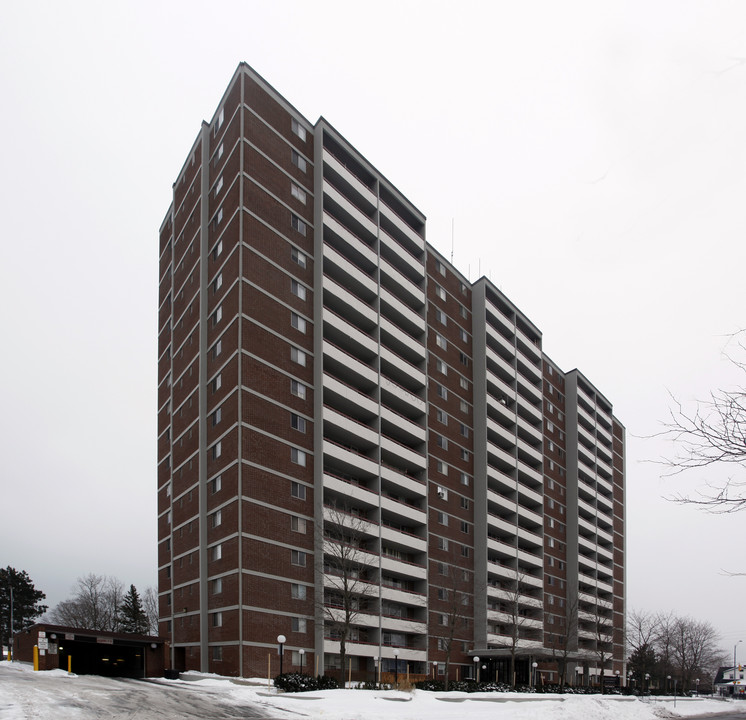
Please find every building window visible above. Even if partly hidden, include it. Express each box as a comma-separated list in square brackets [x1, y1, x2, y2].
[213, 239, 223, 260]
[291, 247, 307, 268]
[291, 550, 306, 567]
[291, 118, 307, 141]
[460, 399, 468, 414]
[291, 516, 307, 533]
[212, 373, 222, 393]
[436, 384, 447, 400]
[461, 448, 469, 462]
[460, 423, 469, 437]
[437, 536, 449, 551]
[212, 339, 222, 359]
[460, 496, 469, 509]
[211, 208, 223, 230]
[291, 448, 306, 467]
[434, 284, 446, 301]
[212, 544, 222, 561]
[291, 313, 306, 333]
[461, 472, 470, 486]
[436, 359, 447, 375]
[460, 328, 468, 343]
[214, 273, 223, 293]
[211, 510, 222, 528]
[214, 107, 224, 134]
[291, 481, 306, 500]
[291, 214, 307, 236]
[291, 583, 306, 600]
[212, 578, 222, 594]
[291, 279, 307, 300]
[211, 611, 223, 628]
[436, 260, 446, 276]
[439, 562, 448, 576]
[214, 176, 224, 196]
[437, 511, 448, 526]
[435, 333, 447, 350]
[291, 413, 306, 433]
[437, 461, 448, 475]
[212, 407, 222, 426]
[291, 617, 307, 633]
[291, 183, 307, 204]
[459, 377, 469, 390]
[436, 408, 447, 425]
[211, 475, 222, 494]
[212, 441, 222, 459]
[213, 305, 222, 326]
[291, 347, 306, 366]
[459, 352, 469, 367]
[213, 143, 224, 166]
[291, 150, 307, 173]
[435, 309, 447, 326]
[436, 434, 448, 450]
[461, 520, 469, 534]
[460, 304, 467, 319]
[461, 545, 470, 558]
[291, 379, 306, 399]
[211, 646, 223, 661]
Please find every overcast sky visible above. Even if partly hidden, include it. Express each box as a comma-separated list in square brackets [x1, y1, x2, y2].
[2, 0, 745, 655]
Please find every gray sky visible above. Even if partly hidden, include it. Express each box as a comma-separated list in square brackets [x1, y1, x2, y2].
[2, 0, 745, 653]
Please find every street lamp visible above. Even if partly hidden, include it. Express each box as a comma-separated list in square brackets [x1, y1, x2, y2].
[667, 675, 671, 694]
[277, 635, 286, 676]
[695, 678, 700, 696]
[374, 656, 379, 688]
[432, 660, 438, 679]
[299, 648, 305, 674]
[645, 673, 650, 694]
[575, 666, 583, 688]
[473, 656, 480, 683]
[532, 661, 538, 688]
[393, 648, 400, 686]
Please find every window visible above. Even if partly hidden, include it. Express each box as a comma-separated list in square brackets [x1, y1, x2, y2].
[460, 496, 469, 509]
[460, 399, 468, 414]
[214, 107, 224, 134]
[211, 646, 223, 661]
[213, 143, 224, 166]
[460, 423, 469, 437]
[436, 359, 447, 375]
[461, 448, 469, 462]
[211, 208, 223, 230]
[459, 352, 469, 366]
[291, 279, 307, 300]
[291, 247, 306, 268]
[211, 475, 222, 494]
[436, 260, 446, 276]
[460, 281, 468, 295]
[212, 407, 222, 426]
[436, 383, 447, 400]
[214, 176, 223, 196]
[291, 481, 306, 500]
[291, 149, 307, 173]
[461, 472, 470, 486]
[461, 544, 470, 558]
[291, 516, 307, 534]
[436, 408, 447, 425]
[213, 239, 223, 260]
[291, 183, 307, 204]
[291, 347, 306, 366]
[214, 273, 222, 293]
[291, 448, 306, 467]
[212, 544, 222, 561]
[435, 308, 447, 325]
[439, 562, 448, 576]
[213, 305, 222, 326]
[291, 617, 307, 633]
[460, 304, 467, 319]
[212, 578, 222, 594]
[212, 339, 222, 359]
[212, 441, 222, 459]
[437, 461, 448, 475]
[212, 373, 222, 392]
[461, 520, 469, 534]
[459, 377, 469, 390]
[291, 214, 307, 236]
[291, 380, 306, 399]
[435, 333, 447, 350]
[460, 328, 468, 343]
[291, 413, 306, 433]
[291, 583, 307, 600]
[438, 638, 447, 651]
[291, 313, 306, 333]
[437, 511, 448, 526]
[212, 611, 223, 627]
[436, 434, 448, 450]
[437, 536, 448, 551]
[291, 118, 307, 141]
[211, 509, 222, 528]
[437, 588, 447, 601]
[434, 284, 446, 301]
[291, 550, 306, 567]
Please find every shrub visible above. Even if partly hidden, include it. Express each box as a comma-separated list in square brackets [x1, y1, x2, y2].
[315, 674, 340, 690]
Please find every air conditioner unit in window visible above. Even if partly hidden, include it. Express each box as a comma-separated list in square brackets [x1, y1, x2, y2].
[436, 486, 448, 500]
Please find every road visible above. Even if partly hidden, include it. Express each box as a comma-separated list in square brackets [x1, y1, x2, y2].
[0, 664, 285, 720]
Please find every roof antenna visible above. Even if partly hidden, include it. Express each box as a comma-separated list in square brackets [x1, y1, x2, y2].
[450, 219, 454, 264]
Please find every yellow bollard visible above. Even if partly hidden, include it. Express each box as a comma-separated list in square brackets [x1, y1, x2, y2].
[33, 646, 39, 671]
[68, 655, 72, 674]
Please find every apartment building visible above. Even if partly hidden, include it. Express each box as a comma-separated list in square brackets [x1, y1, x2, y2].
[157, 62, 626, 684]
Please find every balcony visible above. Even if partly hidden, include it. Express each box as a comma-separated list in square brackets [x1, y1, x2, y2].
[381, 435, 426, 472]
[380, 494, 426, 526]
[323, 211, 376, 266]
[324, 406, 379, 448]
[324, 181, 377, 240]
[380, 286, 425, 337]
[381, 405, 426, 445]
[323, 149, 377, 209]
[380, 524, 426, 553]
[380, 256, 425, 309]
[379, 229, 425, 283]
[323, 374, 378, 418]
[323, 439, 379, 478]
[379, 201, 424, 254]
[323, 275, 377, 329]
[380, 346, 427, 393]
[380, 554, 427, 580]
[380, 375, 426, 417]
[323, 307, 377, 359]
[323, 340, 377, 390]
[380, 464, 426, 498]
[323, 243, 377, 301]
[380, 316, 426, 365]
[323, 472, 379, 510]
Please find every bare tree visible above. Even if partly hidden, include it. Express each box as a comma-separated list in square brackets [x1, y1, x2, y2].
[142, 586, 159, 635]
[49, 574, 125, 632]
[593, 607, 614, 693]
[547, 592, 578, 688]
[432, 557, 472, 690]
[626, 609, 660, 686]
[658, 335, 746, 513]
[320, 503, 377, 683]
[671, 616, 725, 692]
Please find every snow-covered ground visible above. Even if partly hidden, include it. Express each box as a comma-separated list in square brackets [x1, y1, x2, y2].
[2, 660, 746, 720]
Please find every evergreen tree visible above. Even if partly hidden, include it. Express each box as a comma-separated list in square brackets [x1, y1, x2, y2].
[118, 584, 149, 634]
[0, 567, 48, 652]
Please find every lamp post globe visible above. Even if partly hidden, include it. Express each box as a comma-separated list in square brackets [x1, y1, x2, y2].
[299, 648, 305, 673]
[277, 635, 286, 676]
[393, 648, 400, 686]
